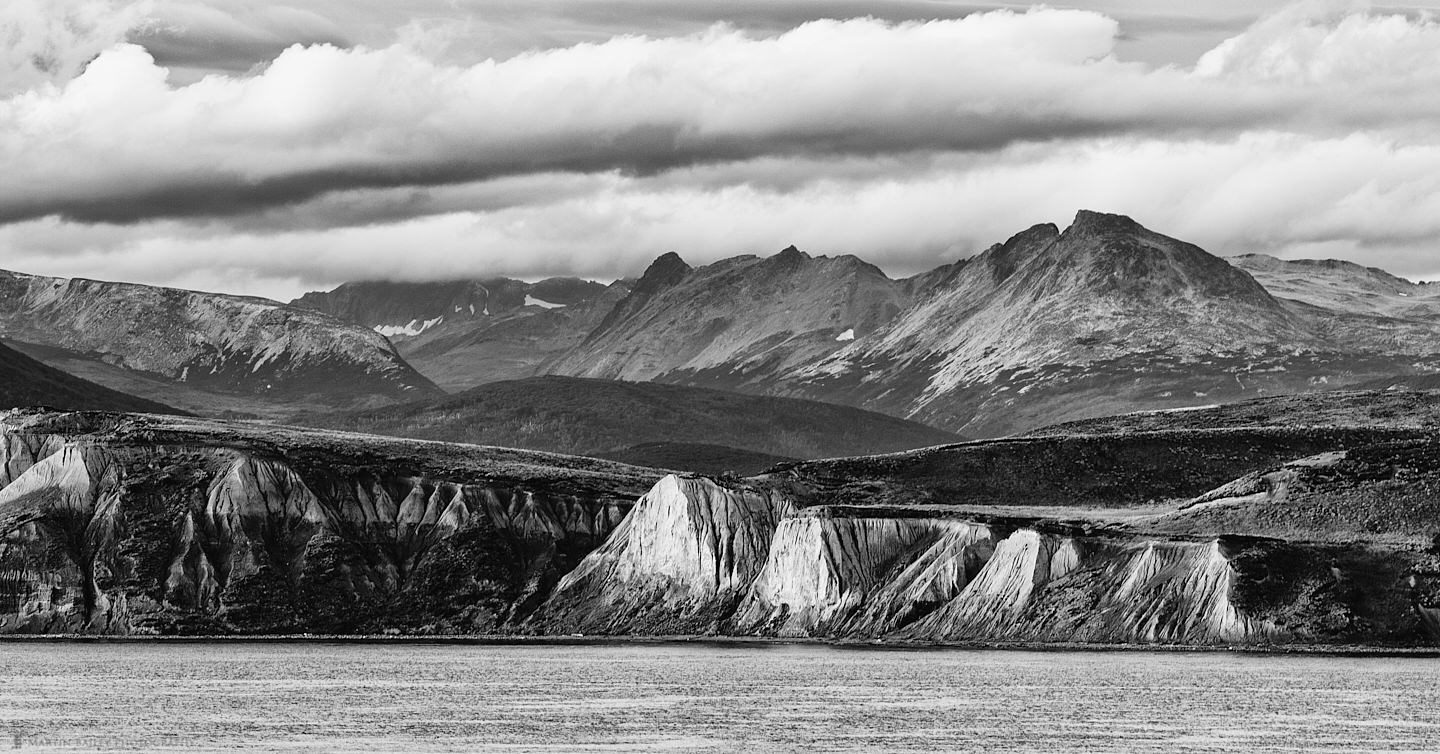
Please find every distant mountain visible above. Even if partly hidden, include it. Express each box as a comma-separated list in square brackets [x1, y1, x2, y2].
[0, 269, 440, 417]
[291, 277, 608, 334]
[297, 375, 959, 462]
[545, 247, 912, 390]
[1233, 254, 1440, 322]
[282, 212, 1440, 437]
[292, 277, 622, 391]
[0, 341, 179, 414]
[777, 211, 1440, 435]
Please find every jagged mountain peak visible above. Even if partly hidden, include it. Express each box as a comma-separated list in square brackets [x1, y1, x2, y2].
[1065, 208, 1143, 234]
[547, 243, 914, 384]
[1014, 211, 1280, 307]
[633, 252, 693, 294]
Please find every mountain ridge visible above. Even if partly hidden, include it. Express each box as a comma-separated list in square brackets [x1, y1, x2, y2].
[0, 268, 441, 416]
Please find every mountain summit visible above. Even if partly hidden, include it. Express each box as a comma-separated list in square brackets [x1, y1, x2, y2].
[546, 246, 911, 389]
[783, 211, 1440, 434]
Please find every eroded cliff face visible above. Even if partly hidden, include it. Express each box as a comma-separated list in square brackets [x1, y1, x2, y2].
[531, 474, 793, 634]
[0, 410, 649, 635]
[5, 409, 1436, 645]
[532, 474, 1438, 645]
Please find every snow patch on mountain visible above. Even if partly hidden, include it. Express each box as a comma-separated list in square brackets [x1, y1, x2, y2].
[373, 316, 443, 338]
[524, 295, 566, 309]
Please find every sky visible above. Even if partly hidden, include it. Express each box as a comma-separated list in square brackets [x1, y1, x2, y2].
[3, 0, 1440, 300]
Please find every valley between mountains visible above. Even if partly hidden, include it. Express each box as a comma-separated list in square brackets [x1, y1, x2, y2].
[3, 210, 1440, 646]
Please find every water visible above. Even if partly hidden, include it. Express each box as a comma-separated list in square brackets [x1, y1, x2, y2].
[1, 642, 1438, 752]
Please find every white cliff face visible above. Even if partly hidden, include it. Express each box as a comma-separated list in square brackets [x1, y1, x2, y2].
[1101, 541, 1279, 643]
[843, 522, 995, 635]
[537, 474, 794, 633]
[545, 504, 1292, 645]
[902, 529, 1083, 640]
[0, 417, 76, 487]
[734, 514, 991, 636]
[899, 531, 1280, 644]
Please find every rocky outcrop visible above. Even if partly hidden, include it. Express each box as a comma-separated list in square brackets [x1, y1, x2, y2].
[530, 473, 1435, 645]
[899, 535, 1282, 644]
[733, 513, 990, 636]
[0, 409, 655, 635]
[3, 408, 1436, 646]
[531, 474, 792, 634]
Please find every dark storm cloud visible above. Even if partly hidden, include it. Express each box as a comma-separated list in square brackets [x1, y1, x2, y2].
[129, 24, 349, 74]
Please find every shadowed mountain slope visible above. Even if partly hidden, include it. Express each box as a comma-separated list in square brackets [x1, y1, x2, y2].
[297, 375, 959, 462]
[0, 341, 180, 414]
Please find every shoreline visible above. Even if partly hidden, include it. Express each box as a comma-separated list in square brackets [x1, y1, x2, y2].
[0, 633, 1437, 656]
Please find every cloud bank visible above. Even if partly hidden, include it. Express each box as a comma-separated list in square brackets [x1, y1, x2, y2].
[2, 3, 1440, 298]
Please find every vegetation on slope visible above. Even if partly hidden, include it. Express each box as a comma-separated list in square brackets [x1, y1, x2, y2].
[594, 442, 797, 476]
[1026, 389, 1440, 435]
[296, 375, 959, 463]
[0, 341, 181, 414]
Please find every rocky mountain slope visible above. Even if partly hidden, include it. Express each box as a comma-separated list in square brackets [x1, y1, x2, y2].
[292, 277, 606, 333]
[292, 277, 623, 391]
[1233, 254, 1440, 322]
[545, 247, 913, 390]
[0, 269, 440, 416]
[297, 375, 959, 470]
[3, 404, 1437, 645]
[284, 212, 1440, 438]
[778, 212, 1440, 435]
[0, 342, 179, 415]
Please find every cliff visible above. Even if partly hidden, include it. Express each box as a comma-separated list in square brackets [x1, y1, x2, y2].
[0, 409, 658, 634]
[4, 408, 1438, 646]
[530, 473, 1440, 645]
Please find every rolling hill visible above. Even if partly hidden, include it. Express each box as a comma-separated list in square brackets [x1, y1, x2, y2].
[0, 341, 179, 414]
[296, 375, 959, 465]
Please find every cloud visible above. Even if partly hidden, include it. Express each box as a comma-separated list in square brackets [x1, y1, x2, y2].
[4, 10, 1295, 226]
[7, 130, 1440, 302]
[0, 0, 155, 94]
[130, 3, 350, 77]
[5, 3, 1440, 299]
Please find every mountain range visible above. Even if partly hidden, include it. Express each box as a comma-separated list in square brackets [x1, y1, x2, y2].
[0, 269, 439, 417]
[3, 210, 1439, 441]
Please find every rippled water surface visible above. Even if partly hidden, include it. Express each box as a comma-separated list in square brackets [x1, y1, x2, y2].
[1, 642, 1438, 752]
